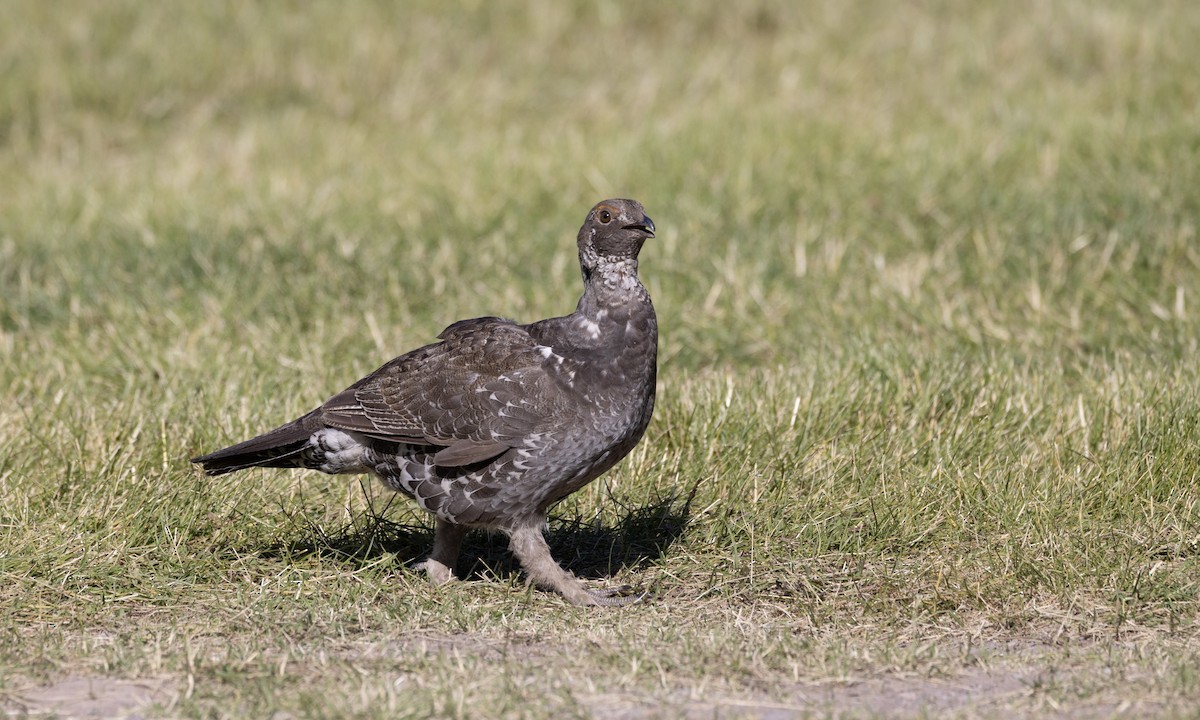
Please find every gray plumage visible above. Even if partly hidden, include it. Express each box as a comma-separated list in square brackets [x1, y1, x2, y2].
[192, 199, 658, 606]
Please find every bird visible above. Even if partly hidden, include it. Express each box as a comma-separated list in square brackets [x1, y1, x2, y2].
[192, 199, 658, 606]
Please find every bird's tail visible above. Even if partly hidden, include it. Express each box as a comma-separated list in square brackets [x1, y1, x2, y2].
[191, 415, 319, 476]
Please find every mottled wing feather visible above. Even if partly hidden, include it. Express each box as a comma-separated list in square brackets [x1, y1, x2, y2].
[432, 438, 510, 467]
[317, 317, 566, 467]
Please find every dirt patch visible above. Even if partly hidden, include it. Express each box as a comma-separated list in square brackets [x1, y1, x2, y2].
[8, 676, 175, 719]
[586, 663, 1169, 719]
[5, 633, 1187, 718]
[807, 668, 1032, 717]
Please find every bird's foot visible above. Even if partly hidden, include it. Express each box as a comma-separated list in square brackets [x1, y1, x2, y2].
[506, 525, 649, 607]
[413, 558, 456, 586]
[413, 520, 467, 587]
[582, 585, 649, 607]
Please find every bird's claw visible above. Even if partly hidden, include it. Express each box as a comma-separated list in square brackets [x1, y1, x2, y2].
[413, 559, 456, 586]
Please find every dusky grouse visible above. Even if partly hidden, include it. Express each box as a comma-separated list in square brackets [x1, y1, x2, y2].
[192, 199, 658, 606]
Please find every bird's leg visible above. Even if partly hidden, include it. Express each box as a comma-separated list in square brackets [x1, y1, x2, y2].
[413, 519, 467, 586]
[506, 524, 644, 607]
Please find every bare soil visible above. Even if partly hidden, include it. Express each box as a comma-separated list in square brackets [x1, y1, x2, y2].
[8, 677, 176, 719]
[5, 637, 1183, 719]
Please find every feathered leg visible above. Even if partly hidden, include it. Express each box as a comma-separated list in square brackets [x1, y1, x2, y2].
[506, 524, 643, 607]
[414, 519, 467, 585]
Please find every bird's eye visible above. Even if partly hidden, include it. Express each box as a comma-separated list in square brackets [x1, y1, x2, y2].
[598, 209, 612, 223]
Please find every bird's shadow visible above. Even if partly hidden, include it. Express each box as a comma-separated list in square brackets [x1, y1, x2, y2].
[256, 481, 697, 582]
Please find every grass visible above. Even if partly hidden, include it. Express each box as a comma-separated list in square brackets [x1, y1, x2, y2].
[3, 0, 1200, 716]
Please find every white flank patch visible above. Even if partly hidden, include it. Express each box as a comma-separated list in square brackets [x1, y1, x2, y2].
[313, 429, 365, 473]
[314, 429, 356, 451]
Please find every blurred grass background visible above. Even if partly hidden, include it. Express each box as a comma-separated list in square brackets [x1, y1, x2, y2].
[3, 1, 1200, 716]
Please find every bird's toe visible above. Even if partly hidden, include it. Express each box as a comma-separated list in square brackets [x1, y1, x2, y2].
[583, 585, 649, 607]
[413, 558, 457, 586]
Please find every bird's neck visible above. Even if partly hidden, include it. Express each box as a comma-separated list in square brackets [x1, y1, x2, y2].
[577, 258, 648, 318]
[523, 256, 656, 361]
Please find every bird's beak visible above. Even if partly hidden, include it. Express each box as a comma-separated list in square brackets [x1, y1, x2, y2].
[625, 215, 656, 238]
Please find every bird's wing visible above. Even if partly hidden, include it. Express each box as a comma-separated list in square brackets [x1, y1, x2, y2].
[318, 317, 572, 467]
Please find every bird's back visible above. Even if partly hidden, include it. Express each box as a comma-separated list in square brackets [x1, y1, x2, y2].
[194, 304, 657, 529]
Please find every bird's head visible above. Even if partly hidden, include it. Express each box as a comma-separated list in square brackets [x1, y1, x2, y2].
[577, 199, 655, 270]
